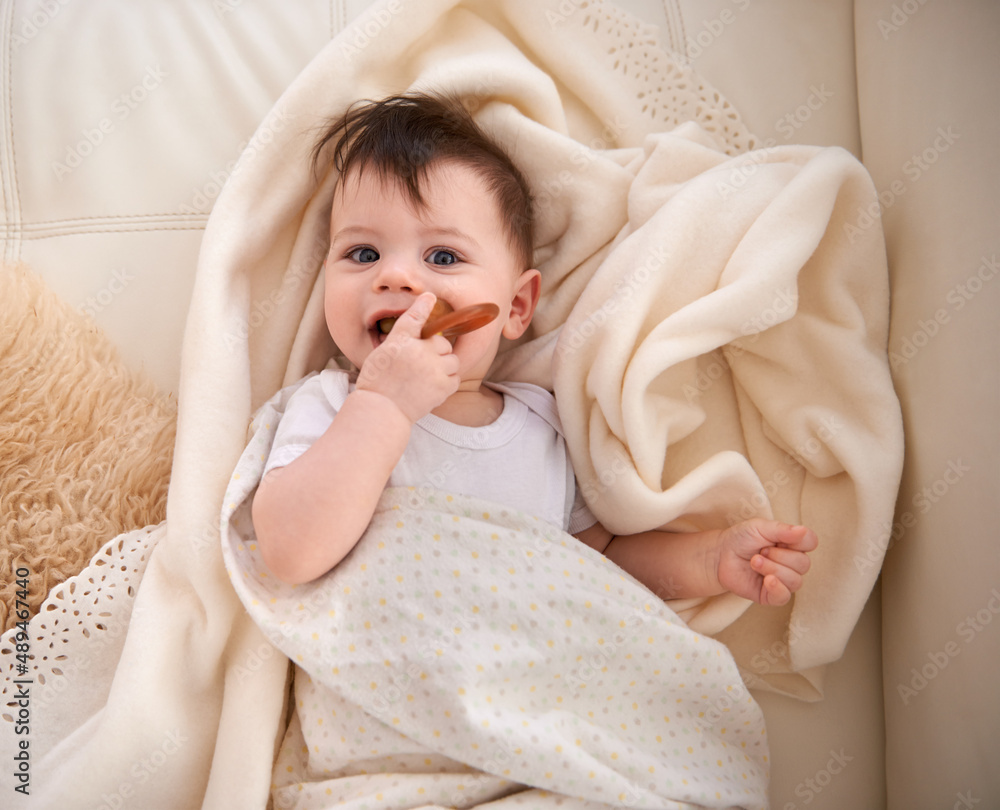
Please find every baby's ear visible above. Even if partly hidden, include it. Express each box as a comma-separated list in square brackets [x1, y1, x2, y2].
[502, 269, 541, 339]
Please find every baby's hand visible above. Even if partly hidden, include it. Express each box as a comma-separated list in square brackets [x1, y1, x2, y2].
[356, 292, 461, 423]
[716, 519, 818, 606]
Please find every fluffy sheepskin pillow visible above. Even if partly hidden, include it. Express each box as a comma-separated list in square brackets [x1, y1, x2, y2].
[0, 265, 176, 632]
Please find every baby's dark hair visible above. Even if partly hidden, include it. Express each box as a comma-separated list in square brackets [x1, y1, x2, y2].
[312, 93, 534, 271]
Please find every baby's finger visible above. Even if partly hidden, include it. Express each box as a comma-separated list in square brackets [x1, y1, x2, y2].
[389, 293, 437, 337]
[771, 524, 819, 552]
[426, 333, 455, 356]
[762, 574, 792, 607]
[752, 554, 804, 594]
[759, 546, 812, 575]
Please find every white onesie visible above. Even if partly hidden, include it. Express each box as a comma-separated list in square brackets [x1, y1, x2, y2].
[263, 368, 596, 534]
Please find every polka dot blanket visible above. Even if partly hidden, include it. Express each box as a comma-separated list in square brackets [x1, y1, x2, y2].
[221, 389, 769, 809]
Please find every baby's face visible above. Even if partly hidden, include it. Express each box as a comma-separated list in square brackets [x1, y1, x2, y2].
[324, 160, 535, 382]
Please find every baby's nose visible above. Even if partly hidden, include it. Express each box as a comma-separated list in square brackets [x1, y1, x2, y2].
[374, 257, 422, 292]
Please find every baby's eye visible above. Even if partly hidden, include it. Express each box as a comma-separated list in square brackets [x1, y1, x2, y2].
[348, 246, 379, 263]
[427, 249, 458, 266]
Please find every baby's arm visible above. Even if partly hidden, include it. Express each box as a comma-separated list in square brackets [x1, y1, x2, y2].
[576, 519, 817, 606]
[252, 294, 459, 584]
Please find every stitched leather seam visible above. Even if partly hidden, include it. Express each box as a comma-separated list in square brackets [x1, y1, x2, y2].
[2, 221, 208, 240]
[1, 0, 20, 262]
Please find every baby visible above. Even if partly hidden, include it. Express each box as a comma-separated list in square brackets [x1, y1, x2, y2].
[252, 93, 817, 607]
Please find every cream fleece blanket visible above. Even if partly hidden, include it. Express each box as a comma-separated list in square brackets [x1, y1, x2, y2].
[3, 0, 902, 807]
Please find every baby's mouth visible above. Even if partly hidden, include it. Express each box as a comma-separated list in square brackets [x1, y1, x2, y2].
[376, 317, 398, 336]
[370, 313, 404, 346]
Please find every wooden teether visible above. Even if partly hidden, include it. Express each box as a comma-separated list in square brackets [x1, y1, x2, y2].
[420, 301, 500, 340]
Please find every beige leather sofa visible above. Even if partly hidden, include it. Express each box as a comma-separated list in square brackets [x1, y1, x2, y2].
[3, 0, 996, 807]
